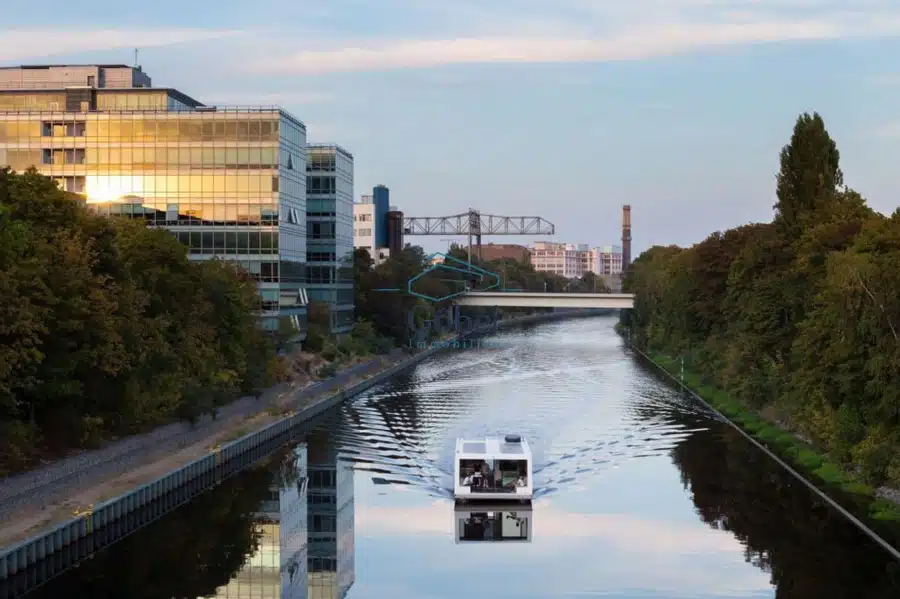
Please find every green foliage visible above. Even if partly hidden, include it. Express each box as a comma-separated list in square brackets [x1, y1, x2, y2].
[316, 363, 338, 379]
[351, 244, 575, 345]
[0, 168, 275, 474]
[622, 113, 900, 509]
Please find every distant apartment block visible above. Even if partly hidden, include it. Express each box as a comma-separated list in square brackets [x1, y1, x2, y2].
[594, 245, 624, 275]
[0, 64, 311, 338]
[530, 242, 587, 278]
[306, 144, 355, 335]
[529, 242, 623, 278]
[353, 184, 391, 265]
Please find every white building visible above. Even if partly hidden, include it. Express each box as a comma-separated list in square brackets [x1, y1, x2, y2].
[593, 245, 624, 275]
[530, 242, 623, 278]
[530, 242, 586, 278]
[352, 198, 390, 265]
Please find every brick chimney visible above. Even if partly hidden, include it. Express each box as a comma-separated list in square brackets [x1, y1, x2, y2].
[622, 205, 632, 269]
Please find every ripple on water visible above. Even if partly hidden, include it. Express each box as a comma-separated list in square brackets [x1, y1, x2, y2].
[308, 316, 719, 498]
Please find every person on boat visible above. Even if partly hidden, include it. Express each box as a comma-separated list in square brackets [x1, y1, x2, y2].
[480, 462, 491, 487]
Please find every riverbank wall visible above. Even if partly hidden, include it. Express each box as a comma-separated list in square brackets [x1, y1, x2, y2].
[620, 333, 900, 560]
[0, 308, 603, 583]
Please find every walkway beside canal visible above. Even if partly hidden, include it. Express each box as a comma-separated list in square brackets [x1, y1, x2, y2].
[0, 350, 408, 548]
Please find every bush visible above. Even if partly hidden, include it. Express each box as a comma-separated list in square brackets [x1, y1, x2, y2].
[316, 363, 338, 379]
[304, 327, 326, 353]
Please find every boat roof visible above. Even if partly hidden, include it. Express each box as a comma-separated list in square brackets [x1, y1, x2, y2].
[455, 437, 531, 458]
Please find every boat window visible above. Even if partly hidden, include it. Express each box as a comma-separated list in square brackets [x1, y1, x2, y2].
[458, 459, 528, 490]
[458, 511, 530, 541]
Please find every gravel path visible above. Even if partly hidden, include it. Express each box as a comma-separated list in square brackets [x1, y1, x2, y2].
[0, 351, 405, 548]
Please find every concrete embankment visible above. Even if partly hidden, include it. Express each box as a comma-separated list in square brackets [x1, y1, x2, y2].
[0, 309, 599, 584]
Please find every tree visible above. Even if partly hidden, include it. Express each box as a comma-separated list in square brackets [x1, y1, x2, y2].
[622, 112, 900, 488]
[774, 112, 844, 240]
[0, 169, 277, 473]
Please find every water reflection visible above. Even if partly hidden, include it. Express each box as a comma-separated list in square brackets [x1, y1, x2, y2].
[454, 504, 532, 543]
[19, 465, 274, 599]
[205, 444, 310, 599]
[669, 417, 900, 599]
[206, 431, 356, 599]
[307, 431, 355, 599]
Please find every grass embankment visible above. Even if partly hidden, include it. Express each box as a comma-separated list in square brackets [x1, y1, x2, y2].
[616, 328, 900, 523]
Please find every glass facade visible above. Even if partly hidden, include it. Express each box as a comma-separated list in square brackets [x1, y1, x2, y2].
[0, 94, 309, 336]
[306, 145, 355, 335]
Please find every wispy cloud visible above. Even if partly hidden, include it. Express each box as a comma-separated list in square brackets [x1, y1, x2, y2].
[872, 121, 900, 138]
[247, 1, 900, 74]
[202, 91, 334, 106]
[0, 29, 241, 63]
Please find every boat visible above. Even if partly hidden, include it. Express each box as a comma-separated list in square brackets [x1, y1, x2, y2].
[453, 435, 533, 502]
[454, 502, 533, 543]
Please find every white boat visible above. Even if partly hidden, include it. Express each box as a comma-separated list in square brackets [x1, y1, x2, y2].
[453, 435, 533, 502]
[454, 503, 533, 543]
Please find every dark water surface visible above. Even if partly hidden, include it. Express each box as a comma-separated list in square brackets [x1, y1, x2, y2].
[22, 316, 900, 598]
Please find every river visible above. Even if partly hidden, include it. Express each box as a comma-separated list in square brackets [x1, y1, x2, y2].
[19, 315, 900, 598]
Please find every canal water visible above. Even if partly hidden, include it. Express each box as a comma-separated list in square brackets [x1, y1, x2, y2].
[21, 315, 900, 598]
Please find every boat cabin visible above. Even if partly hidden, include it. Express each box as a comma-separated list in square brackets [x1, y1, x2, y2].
[453, 435, 533, 501]
[454, 503, 533, 543]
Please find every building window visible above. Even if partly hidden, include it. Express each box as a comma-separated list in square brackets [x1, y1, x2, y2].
[307, 153, 336, 171]
[309, 222, 335, 240]
[306, 175, 336, 194]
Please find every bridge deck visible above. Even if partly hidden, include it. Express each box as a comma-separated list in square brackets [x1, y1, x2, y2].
[455, 292, 634, 309]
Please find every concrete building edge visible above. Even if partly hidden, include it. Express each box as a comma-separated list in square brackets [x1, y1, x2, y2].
[0, 309, 610, 580]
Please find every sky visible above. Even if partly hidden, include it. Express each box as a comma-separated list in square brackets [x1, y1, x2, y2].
[3, 0, 900, 255]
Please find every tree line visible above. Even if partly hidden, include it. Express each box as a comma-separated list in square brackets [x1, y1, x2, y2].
[0, 168, 275, 474]
[621, 112, 900, 489]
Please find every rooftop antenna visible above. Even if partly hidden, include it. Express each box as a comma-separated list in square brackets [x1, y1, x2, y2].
[133, 48, 140, 69]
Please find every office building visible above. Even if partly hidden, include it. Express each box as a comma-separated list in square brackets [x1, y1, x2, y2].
[353, 184, 391, 265]
[0, 64, 309, 337]
[306, 144, 354, 335]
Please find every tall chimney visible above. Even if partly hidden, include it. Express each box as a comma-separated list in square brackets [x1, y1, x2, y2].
[621, 204, 632, 270]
